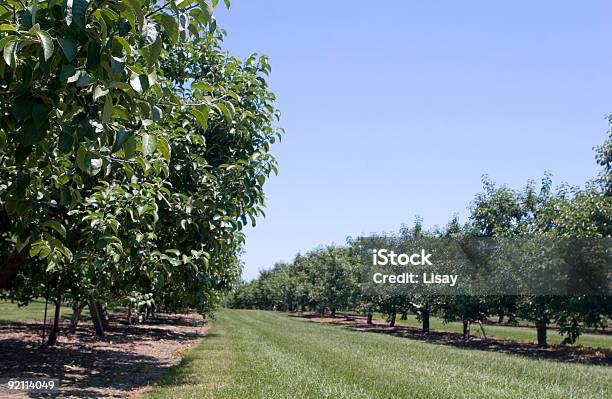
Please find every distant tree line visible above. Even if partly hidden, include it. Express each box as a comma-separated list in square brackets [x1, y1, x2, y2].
[226, 131, 612, 347]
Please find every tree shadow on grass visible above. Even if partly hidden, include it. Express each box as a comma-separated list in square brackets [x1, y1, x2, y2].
[292, 313, 612, 366]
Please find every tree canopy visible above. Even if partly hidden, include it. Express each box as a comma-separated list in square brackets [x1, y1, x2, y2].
[0, 0, 282, 343]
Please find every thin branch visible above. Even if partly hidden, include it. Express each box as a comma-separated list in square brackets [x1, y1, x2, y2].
[87, 0, 113, 18]
[145, 1, 172, 18]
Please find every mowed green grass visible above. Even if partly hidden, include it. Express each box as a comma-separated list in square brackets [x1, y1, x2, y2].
[367, 313, 612, 349]
[0, 300, 82, 324]
[147, 309, 611, 399]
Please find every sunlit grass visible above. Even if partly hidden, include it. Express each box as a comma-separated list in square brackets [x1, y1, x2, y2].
[147, 309, 611, 399]
[0, 300, 87, 324]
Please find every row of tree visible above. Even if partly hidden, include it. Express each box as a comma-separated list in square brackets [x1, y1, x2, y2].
[0, 1, 281, 345]
[226, 133, 611, 347]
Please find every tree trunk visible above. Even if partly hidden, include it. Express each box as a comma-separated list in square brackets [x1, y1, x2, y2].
[127, 307, 132, 325]
[462, 319, 471, 340]
[389, 312, 397, 327]
[366, 312, 373, 325]
[422, 304, 430, 334]
[88, 297, 105, 336]
[536, 319, 547, 347]
[498, 310, 505, 324]
[330, 308, 336, 317]
[69, 301, 83, 334]
[98, 302, 110, 331]
[47, 288, 62, 346]
[400, 312, 407, 320]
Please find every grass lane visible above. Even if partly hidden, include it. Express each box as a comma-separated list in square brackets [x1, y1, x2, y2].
[2, 301, 609, 349]
[147, 309, 612, 399]
[0, 300, 77, 324]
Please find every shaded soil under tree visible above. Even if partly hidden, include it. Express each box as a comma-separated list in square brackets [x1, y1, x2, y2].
[0, 312, 207, 398]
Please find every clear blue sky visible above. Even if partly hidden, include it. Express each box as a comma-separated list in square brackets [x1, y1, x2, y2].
[215, 0, 612, 281]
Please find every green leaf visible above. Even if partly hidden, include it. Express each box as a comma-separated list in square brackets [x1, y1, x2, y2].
[57, 36, 77, 61]
[198, 0, 213, 23]
[0, 36, 15, 52]
[31, 1, 38, 26]
[141, 20, 159, 47]
[19, 118, 46, 145]
[216, 102, 232, 123]
[223, 0, 230, 9]
[208, 18, 217, 34]
[111, 128, 131, 153]
[93, 85, 109, 102]
[126, 0, 145, 28]
[58, 126, 75, 153]
[86, 40, 101, 69]
[12, 95, 33, 121]
[102, 95, 113, 123]
[59, 185, 70, 206]
[111, 56, 125, 76]
[86, 155, 103, 176]
[157, 137, 171, 161]
[191, 106, 209, 130]
[123, 136, 136, 159]
[191, 82, 212, 92]
[143, 36, 162, 68]
[29, 243, 42, 258]
[224, 100, 235, 118]
[141, 133, 156, 156]
[155, 13, 178, 43]
[77, 73, 95, 87]
[38, 246, 52, 259]
[45, 233, 72, 260]
[130, 73, 143, 93]
[76, 146, 102, 175]
[76, 146, 86, 170]
[32, 103, 50, 129]
[33, 27, 54, 61]
[113, 36, 132, 53]
[151, 105, 162, 121]
[65, 0, 89, 28]
[59, 64, 76, 83]
[43, 220, 67, 238]
[3, 39, 17, 68]
[68, 70, 96, 86]
[0, 24, 17, 32]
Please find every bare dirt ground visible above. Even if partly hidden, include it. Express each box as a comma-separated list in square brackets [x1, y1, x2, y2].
[0, 312, 207, 398]
[297, 313, 612, 366]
